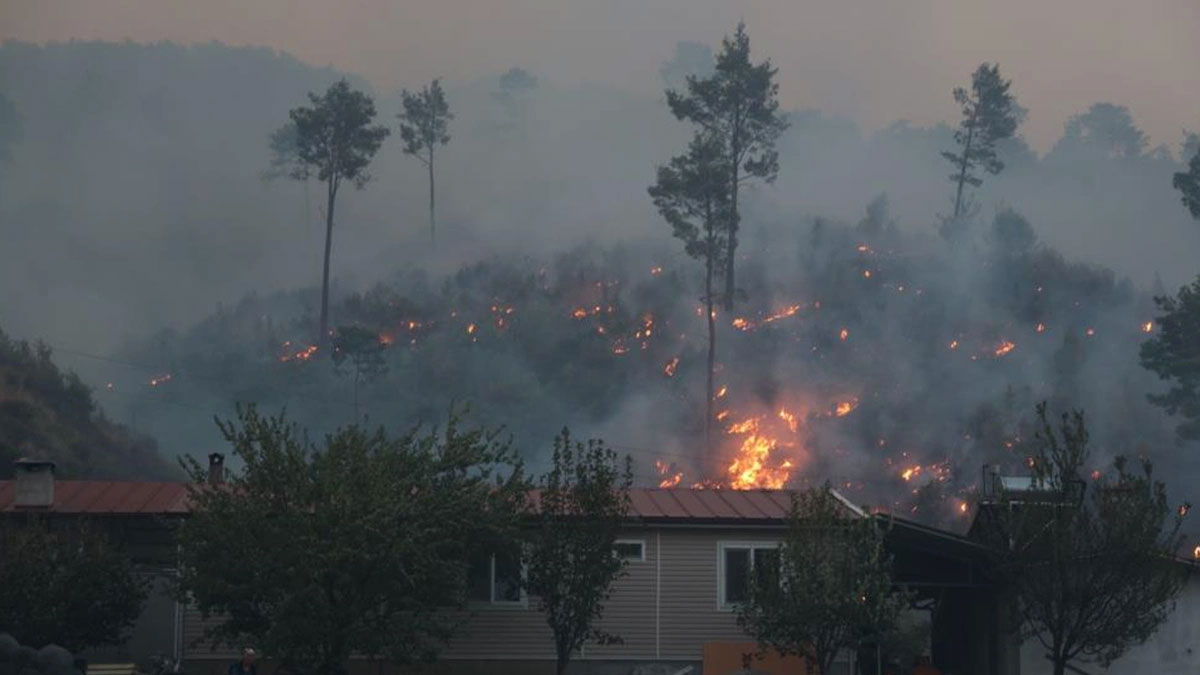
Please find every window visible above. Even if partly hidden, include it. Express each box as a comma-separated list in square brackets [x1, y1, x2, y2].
[718, 542, 780, 609]
[614, 539, 645, 562]
[468, 549, 524, 605]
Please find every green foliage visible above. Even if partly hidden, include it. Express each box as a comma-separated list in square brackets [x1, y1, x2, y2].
[941, 63, 1023, 223]
[665, 21, 788, 308]
[985, 403, 1187, 675]
[288, 79, 390, 190]
[176, 406, 527, 675]
[1172, 147, 1200, 220]
[523, 429, 632, 675]
[0, 328, 170, 479]
[1140, 276, 1200, 440]
[737, 485, 908, 675]
[989, 208, 1037, 258]
[0, 519, 147, 651]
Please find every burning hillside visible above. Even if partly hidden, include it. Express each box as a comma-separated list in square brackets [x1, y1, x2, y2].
[104, 206, 1188, 529]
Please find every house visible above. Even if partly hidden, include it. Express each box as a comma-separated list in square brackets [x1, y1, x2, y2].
[1, 457, 1013, 675]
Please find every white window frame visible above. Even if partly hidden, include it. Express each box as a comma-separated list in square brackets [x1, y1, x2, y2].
[717, 540, 780, 611]
[470, 552, 528, 609]
[614, 538, 646, 563]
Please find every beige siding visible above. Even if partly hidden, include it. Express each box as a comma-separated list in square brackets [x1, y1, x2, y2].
[183, 525, 782, 664]
[658, 528, 782, 660]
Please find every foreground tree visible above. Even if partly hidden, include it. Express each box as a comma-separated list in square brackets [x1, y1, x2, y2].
[285, 80, 390, 343]
[666, 22, 788, 309]
[983, 404, 1187, 675]
[524, 429, 632, 675]
[177, 407, 527, 675]
[330, 325, 389, 418]
[1140, 276, 1200, 440]
[397, 79, 453, 245]
[0, 520, 146, 651]
[738, 485, 907, 675]
[941, 63, 1022, 226]
[649, 132, 730, 458]
[1173, 142, 1200, 220]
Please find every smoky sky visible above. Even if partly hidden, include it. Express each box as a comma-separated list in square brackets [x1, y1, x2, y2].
[4, 0, 1199, 153]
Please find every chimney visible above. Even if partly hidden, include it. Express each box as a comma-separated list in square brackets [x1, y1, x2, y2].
[208, 453, 225, 485]
[14, 458, 56, 508]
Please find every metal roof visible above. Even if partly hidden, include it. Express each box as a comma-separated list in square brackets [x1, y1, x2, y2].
[0, 481, 191, 514]
[0, 482, 862, 522]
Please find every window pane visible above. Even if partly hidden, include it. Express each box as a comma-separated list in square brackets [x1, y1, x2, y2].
[724, 548, 750, 604]
[493, 551, 522, 602]
[614, 541, 643, 561]
[467, 551, 491, 602]
[754, 547, 780, 588]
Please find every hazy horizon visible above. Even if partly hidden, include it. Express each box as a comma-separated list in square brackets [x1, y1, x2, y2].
[4, 0, 1199, 154]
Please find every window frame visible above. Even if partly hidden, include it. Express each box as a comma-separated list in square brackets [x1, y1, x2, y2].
[613, 538, 646, 563]
[716, 540, 781, 611]
[468, 551, 528, 610]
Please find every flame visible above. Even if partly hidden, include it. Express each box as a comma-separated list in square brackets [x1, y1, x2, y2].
[1142, 321, 1153, 333]
[716, 386, 728, 398]
[778, 408, 798, 433]
[726, 416, 793, 490]
[716, 409, 730, 421]
[762, 304, 802, 324]
[663, 356, 680, 377]
[834, 398, 858, 417]
[650, 266, 664, 276]
[611, 340, 629, 355]
[280, 344, 318, 363]
[856, 243, 871, 253]
[732, 317, 751, 331]
[466, 323, 477, 335]
[958, 501, 969, 515]
[1086, 327, 1095, 337]
[655, 460, 683, 488]
[1194, 545, 1200, 560]
[1178, 504, 1191, 518]
[901, 466, 921, 481]
[839, 328, 849, 341]
[949, 340, 959, 350]
[147, 373, 173, 387]
[1091, 469, 1101, 480]
[863, 269, 872, 278]
[377, 333, 394, 346]
[994, 340, 1016, 357]
[571, 308, 588, 319]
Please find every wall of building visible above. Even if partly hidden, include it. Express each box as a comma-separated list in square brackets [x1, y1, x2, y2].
[1018, 573, 1200, 675]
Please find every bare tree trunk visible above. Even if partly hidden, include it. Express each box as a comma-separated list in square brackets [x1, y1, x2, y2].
[705, 245, 716, 467]
[319, 178, 338, 346]
[724, 151, 739, 311]
[952, 112, 976, 220]
[428, 148, 436, 246]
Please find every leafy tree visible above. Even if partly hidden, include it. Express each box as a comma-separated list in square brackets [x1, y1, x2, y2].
[648, 132, 730, 458]
[989, 208, 1037, 258]
[397, 79, 453, 245]
[330, 325, 389, 418]
[982, 403, 1187, 675]
[1172, 141, 1200, 220]
[285, 79, 390, 344]
[941, 63, 1022, 225]
[523, 428, 632, 675]
[666, 21, 788, 310]
[1140, 276, 1200, 440]
[737, 485, 907, 675]
[0, 519, 146, 651]
[1053, 102, 1148, 160]
[177, 406, 527, 675]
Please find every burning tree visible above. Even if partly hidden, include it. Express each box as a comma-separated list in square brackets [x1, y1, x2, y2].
[649, 131, 730, 460]
[283, 79, 390, 344]
[665, 21, 788, 310]
[523, 429, 632, 675]
[737, 485, 908, 675]
[980, 403, 1188, 675]
[941, 63, 1022, 228]
[1140, 275, 1200, 441]
[177, 406, 527, 675]
[396, 78, 453, 245]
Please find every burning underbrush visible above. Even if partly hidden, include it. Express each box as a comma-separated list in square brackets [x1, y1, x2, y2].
[108, 205, 1187, 530]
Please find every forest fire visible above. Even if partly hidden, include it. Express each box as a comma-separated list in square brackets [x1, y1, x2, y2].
[994, 340, 1016, 357]
[655, 460, 683, 488]
[725, 414, 796, 489]
[279, 343, 318, 363]
[833, 398, 858, 417]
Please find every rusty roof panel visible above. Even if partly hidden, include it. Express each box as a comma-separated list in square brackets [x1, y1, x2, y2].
[666, 488, 718, 518]
[0, 481, 191, 514]
[627, 489, 664, 518]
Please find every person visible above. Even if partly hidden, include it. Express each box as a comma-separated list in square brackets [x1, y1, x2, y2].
[229, 648, 258, 675]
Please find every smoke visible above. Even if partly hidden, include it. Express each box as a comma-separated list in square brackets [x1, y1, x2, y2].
[0, 40, 1197, 532]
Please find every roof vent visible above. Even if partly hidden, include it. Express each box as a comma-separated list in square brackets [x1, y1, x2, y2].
[14, 458, 56, 508]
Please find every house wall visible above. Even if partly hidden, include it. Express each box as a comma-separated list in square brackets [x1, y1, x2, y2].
[182, 525, 787, 670]
[1018, 573, 1200, 675]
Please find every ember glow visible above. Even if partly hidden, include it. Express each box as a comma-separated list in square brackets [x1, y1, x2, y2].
[725, 415, 796, 490]
[663, 356, 680, 377]
[279, 343, 318, 363]
[655, 460, 682, 488]
[833, 398, 858, 417]
[1141, 321, 1154, 333]
[839, 328, 849, 341]
[994, 340, 1016, 357]
[147, 373, 173, 387]
[1036, 322, 1046, 333]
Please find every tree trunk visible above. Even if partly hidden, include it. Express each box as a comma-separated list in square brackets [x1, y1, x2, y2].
[1052, 659, 1067, 675]
[555, 652, 570, 675]
[319, 178, 338, 346]
[428, 148, 436, 246]
[724, 152, 739, 311]
[705, 241, 716, 468]
[952, 110, 977, 220]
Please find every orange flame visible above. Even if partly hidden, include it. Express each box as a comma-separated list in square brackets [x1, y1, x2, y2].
[901, 466, 922, 481]
[1036, 322, 1046, 333]
[1194, 545, 1200, 560]
[778, 408, 798, 433]
[280, 344, 318, 363]
[994, 340, 1016, 357]
[732, 317, 751, 331]
[834, 399, 858, 417]
[655, 460, 683, 488]
[839, 328, 849, 341]
[726, 416, 792, 489]
[663, 356, 680, 377]
[1142, 321, 1153, 333]
[762, 304, 802, 324]
[571, 308, 588, 319]
[949, 340, 959, 350]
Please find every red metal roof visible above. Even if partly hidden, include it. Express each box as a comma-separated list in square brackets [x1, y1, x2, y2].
[0, 483, 859, 522]
[0, 481, 191, 514]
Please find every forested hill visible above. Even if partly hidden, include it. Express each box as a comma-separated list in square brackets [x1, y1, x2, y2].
[0, 328, 173, 479]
